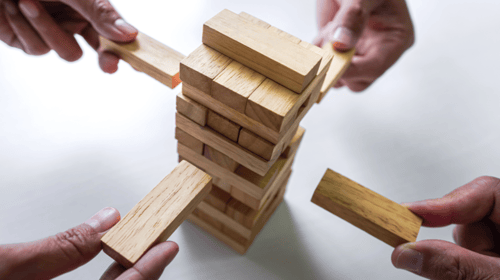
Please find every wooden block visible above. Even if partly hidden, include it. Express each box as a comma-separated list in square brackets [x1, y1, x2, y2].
[176, 91, 208, 126]
[311, 169, 422, 247]
[282, 126, 305, 158]
[245, 49, 332, 133]
[267, 26, 301, 44]
[212, 60, 266, 114]
[176, 112, 274, 176]
[238, 12, 271, 28]
[175, 127, 204, 155]
[238, 129, 275, 161]
[203, 185, 231, 212]
[222, 225, 248, 246]
[102, 161, 212, 267]
[180, 45, 232, 95]
[99, 32, 184, 89]
[204, 145, 239, 172]
[193, 208, 223, 230]
[206, 110, 241, 142]
[317, 43, 355, 103]
[203, 10, 322, 93]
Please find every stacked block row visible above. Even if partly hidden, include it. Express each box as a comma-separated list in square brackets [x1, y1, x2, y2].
[175, 10, 333, 253]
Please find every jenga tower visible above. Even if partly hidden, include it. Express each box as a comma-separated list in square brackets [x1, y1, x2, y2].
[175, 10, 333, 253]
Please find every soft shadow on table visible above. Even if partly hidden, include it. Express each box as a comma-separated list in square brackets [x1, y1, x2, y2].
[180, 200, 337, 279]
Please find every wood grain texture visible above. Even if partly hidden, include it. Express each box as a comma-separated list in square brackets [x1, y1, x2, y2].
[203, 145, 239, 172]
[99, 32, 184, 89]
[175, 127, 204, 155]
[203, 9, 322, 93]
[180, 45, 232, 95]
[176, 91, 208, 126]
[176, 112, 274, 176]
[206, 110, 241, 142]
[311, 169, 422, 247]
[317, 43, 355, 103]
[203, 185, 232, 212]
[211, 60, 266, 113]
[101, 161, 212, 267]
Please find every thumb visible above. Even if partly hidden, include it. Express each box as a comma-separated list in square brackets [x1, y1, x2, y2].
[61, 0, 137, 42]
[392, 240, 500, 279]
[0, 207, 120, 280]
[318, 0, 382, 51]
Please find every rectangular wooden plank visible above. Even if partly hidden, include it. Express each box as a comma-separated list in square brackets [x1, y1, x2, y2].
[238, 12, 271, 28]
[316, 43, 355, 103]
[102, 161, 212, 267]
[211, 60, 266, 114]
[238, 125, 301, 161]
[197, 201, 252, 239]
[245, 49, 331, 133]
[99, 32, 184, 89]
[203, 9, 322, 93]
[175, 127, 204, 155]
[193, 208, 223, 230]
[206, 110, 241, 142]
[179, 45, 232, 95]
[212, 176, 231, 193]
[204, 144, 239, 172]
[176, 91, 208, 126]
[176, 112, 274, 176]
[311, 169, 423, 247]
[282, 126, 305, 158]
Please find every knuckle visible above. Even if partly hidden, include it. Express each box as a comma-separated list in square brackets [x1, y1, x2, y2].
[344, 3, 369, 23]
[92, 0, 118, 21]
[439, 256, 480, 280]
[52, 226, 95, 261]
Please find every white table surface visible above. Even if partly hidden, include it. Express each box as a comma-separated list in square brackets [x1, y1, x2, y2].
[1, 0, 499, 279]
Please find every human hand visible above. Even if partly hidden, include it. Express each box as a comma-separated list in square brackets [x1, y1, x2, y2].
[314, 0, 414, 92]
[391, 176, 500, 279]
[0, 207, 179, 280]
[0, 0, 138, 73]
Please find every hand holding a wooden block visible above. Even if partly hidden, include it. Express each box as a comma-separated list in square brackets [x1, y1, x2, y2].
[0, 207, 178, 280]
[392, 176, 500, 280]
[314, 0, 415, 92]
[0, 0, 138, 73]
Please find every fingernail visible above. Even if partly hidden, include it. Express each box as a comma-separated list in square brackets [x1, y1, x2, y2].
[114, 19, 138, 38]
[4, 1, 17, 15]
[332, 27, 355, 51]
[85, 207, 120, 233]
[19, 1, 38, 18]
[394, 243, 423, 274]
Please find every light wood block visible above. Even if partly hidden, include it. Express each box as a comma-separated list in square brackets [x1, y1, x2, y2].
[203, 10, 322, 93]
[311, 169, 422, 247]
[193, 208, 223, 230]
[317, 43, 355, 103]
[213, 177, 231, 193]
[101, 161, 212, 267]
[176, 91, 208, 126]
[206, 110, 241, 142]
[245, 48, 332, 133]
[197, 201, 251, 239]
[179, 45, 232, 95]
[204, 145, 239, 172]
[212, 60, 266, 114]
[203, 185, 232, 212]
[238, 125, 301, 161]
[239, 12, 271, 28]
[99, 32, 184, 89]
[176, 112, 274, 176]
[175, 127, 204, 155]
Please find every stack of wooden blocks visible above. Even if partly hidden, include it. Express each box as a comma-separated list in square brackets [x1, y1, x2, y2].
[175, 10, 333, 253]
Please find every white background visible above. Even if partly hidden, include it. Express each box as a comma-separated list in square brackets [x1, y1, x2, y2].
[1, 0, 500, 279]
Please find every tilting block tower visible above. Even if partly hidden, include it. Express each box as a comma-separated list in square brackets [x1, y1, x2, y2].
[176, 10, 333, 253]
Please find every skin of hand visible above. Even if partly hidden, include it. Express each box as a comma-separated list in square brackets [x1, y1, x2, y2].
[0, 0, 138, 73]
[315, 0, 415, 92]
[0, 207, 179, 280]
[392, 176, 500, 280]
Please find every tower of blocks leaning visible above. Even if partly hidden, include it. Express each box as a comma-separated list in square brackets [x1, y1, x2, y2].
[98, 9, 355, 267]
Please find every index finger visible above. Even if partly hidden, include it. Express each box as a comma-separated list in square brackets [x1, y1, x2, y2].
[406, 176, 500, 227]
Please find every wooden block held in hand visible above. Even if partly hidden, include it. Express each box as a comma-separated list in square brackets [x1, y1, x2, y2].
[206, 110, 241, 142]
[176, 91, 208, 126]
[102, 161, 212, 267]
[311, 169, 422, 247]
[180, 45, 232, 95]
[203, 10, 322, 93]
[212, 60, 266, 113]
[317, 43, 355, 103]
[175, 127, 204, 155]
[99, 32, 185, 89]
